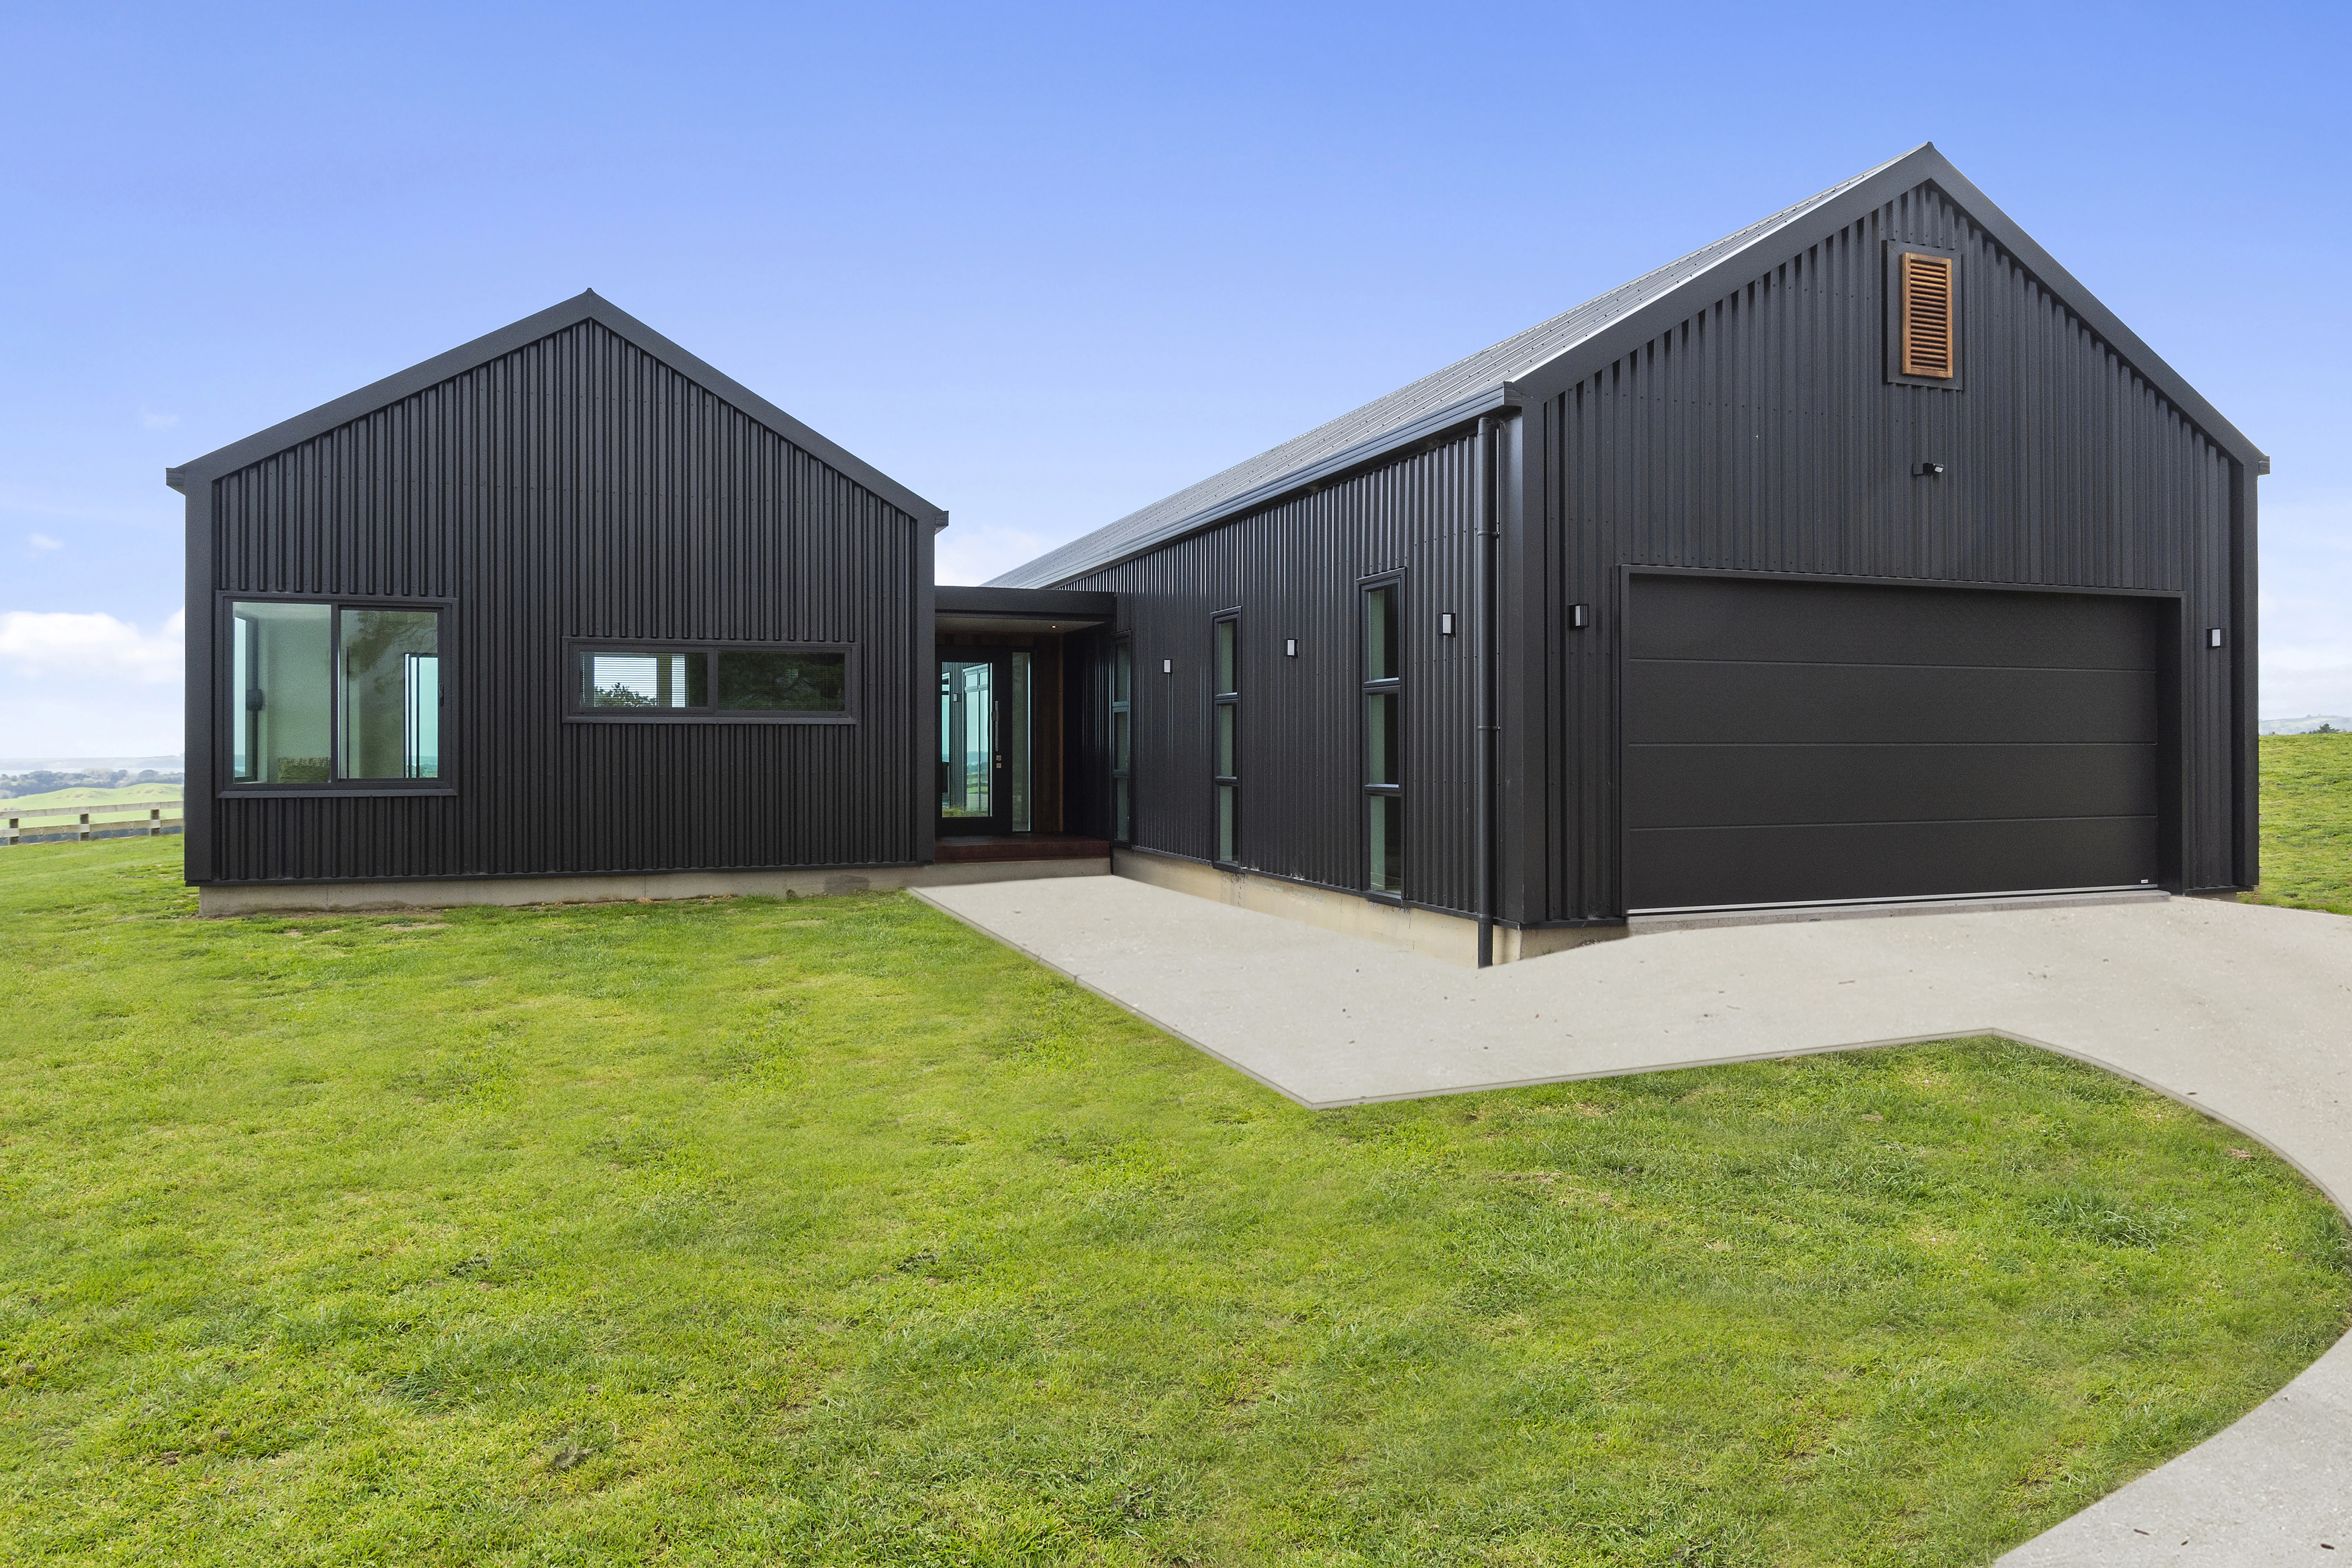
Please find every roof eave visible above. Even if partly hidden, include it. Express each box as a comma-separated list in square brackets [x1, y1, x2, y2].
[162, 291, 952, 528]
[995, 380, 1523, 588]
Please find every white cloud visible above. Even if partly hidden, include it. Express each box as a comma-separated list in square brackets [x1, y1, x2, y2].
[0, 609, 184, 684]
[0, 610, 185, 755]
[26, 534, 60, 553]
[142, 410, 180, 430]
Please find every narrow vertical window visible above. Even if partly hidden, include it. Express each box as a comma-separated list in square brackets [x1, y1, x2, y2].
[1212, 613, 1239, 866]
[1111, 639, 1133, 843]
[1009, 650, 1033, 833]
[1363, 581, 1403, 896]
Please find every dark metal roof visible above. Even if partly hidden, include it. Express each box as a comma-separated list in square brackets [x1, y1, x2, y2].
[165, 291, 950, 530]
[992, 143, 2266, 588]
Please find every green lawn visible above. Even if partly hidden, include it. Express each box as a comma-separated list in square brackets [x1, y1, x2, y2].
[2, 842, 2347, 1566]
[2247, 733, 2352, 915]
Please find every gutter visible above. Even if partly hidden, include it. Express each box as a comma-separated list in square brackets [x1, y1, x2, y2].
[1013, 381, 1523, 588]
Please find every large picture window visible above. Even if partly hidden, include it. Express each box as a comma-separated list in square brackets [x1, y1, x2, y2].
[229, 599, 442, 787]
[572, 644, 851, 721]
[1362, 580, 1403, 897]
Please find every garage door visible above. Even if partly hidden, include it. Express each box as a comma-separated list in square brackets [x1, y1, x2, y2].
[1624, 575, 2160, 912]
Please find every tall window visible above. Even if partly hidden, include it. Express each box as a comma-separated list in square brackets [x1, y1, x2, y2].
[1362, 581, 1402, 896]
[1212, 612, 1240, 866]
[573, 644, 850, 719]
[229, 600, 441, 786]
[1110, 639, 1133, 842]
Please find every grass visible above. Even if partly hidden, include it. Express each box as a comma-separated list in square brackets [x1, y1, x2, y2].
[2245, 732, 2352, 915]
[2, 840, 2347, 1566]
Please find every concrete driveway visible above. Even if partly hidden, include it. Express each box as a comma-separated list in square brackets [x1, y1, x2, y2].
[914, 875, 2352, 1566]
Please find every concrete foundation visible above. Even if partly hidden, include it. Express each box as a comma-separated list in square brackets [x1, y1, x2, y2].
[1111, 846, 1624, 967]
[196, 856, 1109, 916]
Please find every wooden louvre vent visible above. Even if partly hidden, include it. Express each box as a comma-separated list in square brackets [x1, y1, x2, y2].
[1899, 252, 1957, 378]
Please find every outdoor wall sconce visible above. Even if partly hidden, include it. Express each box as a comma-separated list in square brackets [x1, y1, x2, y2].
[1570, 603, 1589, 629]
[1162, 658, 1172, 674]
[1913, 462, 1946, 477]
[1285, 638, 1298, 657]
[1439, 613, 1457, 636]
[2209, 628, 2226, 648]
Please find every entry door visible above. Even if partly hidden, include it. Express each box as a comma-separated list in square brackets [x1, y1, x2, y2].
[1622, 574, 2161, 912]
[939, 656, 1005, 835]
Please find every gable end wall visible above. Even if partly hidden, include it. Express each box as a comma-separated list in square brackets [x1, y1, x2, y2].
[191, 319, 926, 884]
[1526, 182, 2245, 920]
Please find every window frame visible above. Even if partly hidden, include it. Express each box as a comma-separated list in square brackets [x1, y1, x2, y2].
[564, 637, 858, 726]
[1109, 635, 1134, 846]
[1210, 608, 1240, 868]
[1882, 239, 1964, 391]
[216, 590, 456, 797]
[1359, 573, 1405, 902]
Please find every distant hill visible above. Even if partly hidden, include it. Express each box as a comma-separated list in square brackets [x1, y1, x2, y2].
[2260, 717, 2352, 735]
[3, 782, 183, 813]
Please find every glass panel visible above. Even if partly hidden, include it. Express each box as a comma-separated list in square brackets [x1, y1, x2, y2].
[1365, 691, 1399, 786]
[581, 651, 706, 709]
[1365, 584, 1399, 682]
[1368, 794, 1403, 895]
[229, 601, 331, 784]
[405, 653, 440, 779]
[1114, 643, 1132, 704]
[1217, 782, 1237, 864]
[342, 610, 440, 779]
[716, 649, 846, 711]
[1113, 709, 1131, 773]
[939, 658, 994, 820]
[1214, 702, 1236, 779]
[1115, 777, 1131, 842]
[1009, 651, 1033, 833]
[1214, 619, 1237, 695]
[231, 613, 252, 782]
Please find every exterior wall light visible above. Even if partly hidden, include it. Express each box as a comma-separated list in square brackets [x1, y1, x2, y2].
[1570, 603, 1589, 629]
[1913, 462, 1946, 477]
[1439, 613, 1457, 637]
[2209, 628, 2226, 648]
[1284, 638, 1298, 657]
[1162, 658, 1172, 674]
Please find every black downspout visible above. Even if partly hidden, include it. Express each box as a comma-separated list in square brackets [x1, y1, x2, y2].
[1475, 413, 1497, 969]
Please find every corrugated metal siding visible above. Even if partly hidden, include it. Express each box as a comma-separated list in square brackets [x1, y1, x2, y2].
[1063, 435, 1486, 915]
[1537, 183, 2242, 918]
[205, 319, 922, 884]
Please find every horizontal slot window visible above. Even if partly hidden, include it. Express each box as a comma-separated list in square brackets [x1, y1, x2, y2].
[572, 645, 851, 720]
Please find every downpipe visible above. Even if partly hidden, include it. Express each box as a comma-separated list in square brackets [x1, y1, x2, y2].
[1475, 413, 1497, 969]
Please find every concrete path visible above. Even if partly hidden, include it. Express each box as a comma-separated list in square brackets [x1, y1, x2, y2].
[914, 875, 2352, 1566]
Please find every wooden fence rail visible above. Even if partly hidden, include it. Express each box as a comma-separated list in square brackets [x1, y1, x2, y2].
[3, 802, 186, 845]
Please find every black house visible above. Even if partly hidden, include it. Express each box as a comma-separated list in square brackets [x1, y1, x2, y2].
[175, 145, 2262, 963]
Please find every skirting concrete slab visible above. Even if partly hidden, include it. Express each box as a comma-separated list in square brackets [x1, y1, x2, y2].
[913, 874, 2352, 1566]
[199, 857, 1107, 916]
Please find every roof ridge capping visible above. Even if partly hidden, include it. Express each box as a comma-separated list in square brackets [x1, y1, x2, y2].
[991, 143, 2265, 588]
[163, 290, 949, 529]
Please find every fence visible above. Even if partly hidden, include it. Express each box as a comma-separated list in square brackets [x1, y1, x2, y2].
[3, 801, 186, 846]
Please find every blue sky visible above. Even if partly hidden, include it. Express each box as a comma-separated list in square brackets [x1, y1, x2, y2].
[4, 0, 2346, 755]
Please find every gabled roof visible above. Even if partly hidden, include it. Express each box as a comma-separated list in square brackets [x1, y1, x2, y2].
[165, 291, 949, 529]
[992, 143, 2265, 589]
